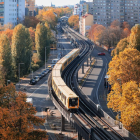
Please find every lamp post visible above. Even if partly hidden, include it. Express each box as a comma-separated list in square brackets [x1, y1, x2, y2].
[18, 63, 24, 89]
[117, 78, 122, 129]
[7, 80, 10, 86]
[53, 42, 54, 56]
[45, 47, 46, 69]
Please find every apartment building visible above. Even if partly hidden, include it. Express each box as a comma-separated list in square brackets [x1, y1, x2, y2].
[25, 0, 35, 16]
[73, 2, 93, 16]
[0, 0, 25, 26]
[73, 4, 82, 15]
[79, 14, 93, 36]
[93, 0, 140, 27]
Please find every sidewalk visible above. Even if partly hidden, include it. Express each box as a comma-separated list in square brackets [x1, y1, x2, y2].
[44, 109, 78, 140]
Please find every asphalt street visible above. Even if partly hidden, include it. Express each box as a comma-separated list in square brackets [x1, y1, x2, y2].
[81, 45, 116, 119]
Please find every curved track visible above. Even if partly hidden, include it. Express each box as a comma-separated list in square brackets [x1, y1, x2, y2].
[62, 26, 126, 140]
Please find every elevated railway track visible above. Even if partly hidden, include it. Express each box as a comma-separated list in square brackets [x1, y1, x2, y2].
[48, 24, 139, 140]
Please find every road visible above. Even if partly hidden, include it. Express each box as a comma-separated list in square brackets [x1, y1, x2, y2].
[81, 45, 116, 119]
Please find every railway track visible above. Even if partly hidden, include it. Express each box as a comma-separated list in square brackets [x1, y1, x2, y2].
[62, 26, 126, 140]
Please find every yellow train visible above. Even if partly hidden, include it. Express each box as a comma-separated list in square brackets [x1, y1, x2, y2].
[52, 48, 80, 110]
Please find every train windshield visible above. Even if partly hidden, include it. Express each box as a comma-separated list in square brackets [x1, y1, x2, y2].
[69, 98, 78, 106]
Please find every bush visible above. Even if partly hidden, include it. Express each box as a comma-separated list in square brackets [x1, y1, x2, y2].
[31, 63, 39, 71]
[36, 60, 44, 67]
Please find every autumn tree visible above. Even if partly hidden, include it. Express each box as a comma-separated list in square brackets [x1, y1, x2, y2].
[1, 29, 13, 44]
[88, 24, 99, 41]
[111, 38, 128, 56]
[0, 83, 47, 140]
[128, 24, 140, 51]
[11, 24, 32, 80]
[110, 19, 120, 28]
[35, 23, 49, 62]
[0, 35, 12, 83]
[122, 21, 130, 30]
[68, 15, 79, 30]
[107, 48, 140, 136]
[29, 27, 35, 49]
[23, 16, 40, 28]
[93, 25, 105, 44]
[36, 8, 57, 29]
[108, 48, 140, 85]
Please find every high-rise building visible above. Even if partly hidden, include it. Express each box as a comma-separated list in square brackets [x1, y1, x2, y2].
[79, 14, 93, 36]
[25, 0, 35, 16]
[73, 2, 93, 16]
[0, 0, 25, 26]
[93, 0, 140, 27]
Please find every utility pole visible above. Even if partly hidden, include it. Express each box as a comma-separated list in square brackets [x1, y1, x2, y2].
[45, 47, 46, 69]
[18, 63, 24, 89]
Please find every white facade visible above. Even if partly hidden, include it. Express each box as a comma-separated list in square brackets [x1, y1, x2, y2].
[73, 4, 82, 15]
[0, 0, 25, 26]
[79, 14, 93, 36]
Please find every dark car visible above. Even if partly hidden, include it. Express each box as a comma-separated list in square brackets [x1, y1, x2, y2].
[41, 71, 45, 77]
[29, 79, 36, 85]
[38, 74, 42, 79]
[98, 52, 105, 56]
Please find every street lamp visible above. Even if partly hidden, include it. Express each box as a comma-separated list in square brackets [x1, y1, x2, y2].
[53, 42, 54, 56]
[45, 47, 46, 69]
[7, 80, 10, 86]
[18, 63, 24, 89]
[117, 78, 122, 129]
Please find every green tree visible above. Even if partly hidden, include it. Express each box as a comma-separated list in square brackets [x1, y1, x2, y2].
[0, 35, 12, 82]
[11, 24, 32, 80]
[35, 23, 49, 61]
[24, 28, 32, 74]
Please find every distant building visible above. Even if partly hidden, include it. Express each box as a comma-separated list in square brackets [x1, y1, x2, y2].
[0, 0, 25, 26]
[79, 14, 93, 36]
[73, 1, 93, 16]
[51, 2, 55, 8]
[93, 0, 140, 27]
[73, 4, 82, 15]
[25, 0, 35, 16]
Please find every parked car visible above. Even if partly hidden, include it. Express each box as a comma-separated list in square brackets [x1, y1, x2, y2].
[48, 65, 52, 70]
[38, 74, 42, 79]
[43, 70, 47, 75]
[51, 64, 55, 69]
[29, 79, 36, 85]
[34, 76, 40, 82]
[98, 52, 105, 56]
[46, 68, 50, 72]
[41, 71, 45, 77]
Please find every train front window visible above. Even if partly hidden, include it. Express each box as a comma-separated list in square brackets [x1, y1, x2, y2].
[69, 98, 78, 106]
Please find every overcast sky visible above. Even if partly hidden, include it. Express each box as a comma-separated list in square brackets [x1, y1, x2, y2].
[35, 0, 92, 6]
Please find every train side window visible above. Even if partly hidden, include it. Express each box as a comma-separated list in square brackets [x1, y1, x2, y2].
[64, 96, 66, 105]
[64, 62, 67, 67]
[61, 93, 63, 101]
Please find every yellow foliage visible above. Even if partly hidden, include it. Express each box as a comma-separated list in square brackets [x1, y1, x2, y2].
[107, 48, 140, 136]
[68, 15, 79, 30]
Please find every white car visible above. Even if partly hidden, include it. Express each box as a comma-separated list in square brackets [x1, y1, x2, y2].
[34, 76, 40, 82]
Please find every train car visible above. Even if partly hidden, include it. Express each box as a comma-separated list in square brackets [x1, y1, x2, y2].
[58, 85, 79, 110]
[61, 49, 80, 71]
[52, 77, 79, 110]
[52, 48, 80, 111]
[52, 64, 62, 77]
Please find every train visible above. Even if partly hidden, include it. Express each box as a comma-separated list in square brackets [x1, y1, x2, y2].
[52, 48, 80, 110]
